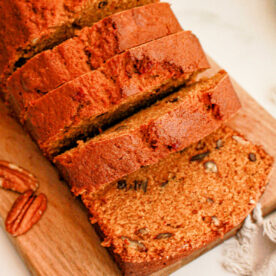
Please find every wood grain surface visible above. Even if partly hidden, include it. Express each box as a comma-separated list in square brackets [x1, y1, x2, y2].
[0, 59, 275, 275]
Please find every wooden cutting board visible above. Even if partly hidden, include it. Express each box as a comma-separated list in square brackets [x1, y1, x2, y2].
[0, 58, 275, 276]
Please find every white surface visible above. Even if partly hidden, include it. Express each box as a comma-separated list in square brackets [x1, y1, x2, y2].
[0, 1, 276, 275]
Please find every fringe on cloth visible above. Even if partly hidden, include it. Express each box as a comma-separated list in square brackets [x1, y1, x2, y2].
[222, 204, 276, 276]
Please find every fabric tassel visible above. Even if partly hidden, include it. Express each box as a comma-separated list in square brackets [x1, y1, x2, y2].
[264, 217, 276, 243]
[223, 204, 276, 276]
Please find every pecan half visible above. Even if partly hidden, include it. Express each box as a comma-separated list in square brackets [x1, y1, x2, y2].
[5, 190, 47, 236]
[0, 160, 39, 193]
[155, 232, 173, 239]
[121, 236, 146, 252]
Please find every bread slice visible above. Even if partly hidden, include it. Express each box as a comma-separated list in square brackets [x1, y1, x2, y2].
[81, 125, 273, 276]
[25, 30, 210, 157]
[54, 71, 241, 196]
[0, 0, 158, 97]
[7, 2, 181, 119]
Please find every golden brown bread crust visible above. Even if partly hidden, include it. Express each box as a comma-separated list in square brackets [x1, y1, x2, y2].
[95, 224, 221, 276]
[92, 221, 219, 276]
[54, 71, 241, 196]
[7, 2, 181, 119]
[0, 0, 159, 97]
[25, 31, 209, 157]
[81, 126, 273, 275]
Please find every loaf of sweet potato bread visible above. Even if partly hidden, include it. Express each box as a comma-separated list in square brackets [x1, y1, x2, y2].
[54, 71, 241, 196]
[81, 125, 274, 276]
[25, 30, 209, 157]
[0, 0, 158, 98]
[7, 2, 181, 119]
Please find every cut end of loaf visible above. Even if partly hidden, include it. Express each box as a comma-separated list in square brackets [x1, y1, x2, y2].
[82, 125, 273, 275]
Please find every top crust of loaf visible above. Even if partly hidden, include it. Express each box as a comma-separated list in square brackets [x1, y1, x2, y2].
[25, 30, 209, 157]
[54, 71, 241, 196]
[0, 0, 159, 85]
[7, 2, 181, 119]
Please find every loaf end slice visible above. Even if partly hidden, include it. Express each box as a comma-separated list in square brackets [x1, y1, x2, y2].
[54, 70, 241, 196]
[82, 126, 273, 276]
[26, 30, 209, 158]
[7, 2, 181, 119]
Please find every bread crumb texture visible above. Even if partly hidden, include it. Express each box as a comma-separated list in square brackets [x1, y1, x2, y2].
[82, 126, 273, 275]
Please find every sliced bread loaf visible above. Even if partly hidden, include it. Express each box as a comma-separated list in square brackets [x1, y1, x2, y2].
[25, 30, 209, 157]
[54, 71, 241, 196]
[7, 2, 181, 119]
[0, 0, 158, 98]
[81, 125, 273, 276]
